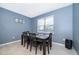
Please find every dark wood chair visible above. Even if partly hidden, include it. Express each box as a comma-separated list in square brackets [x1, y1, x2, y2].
[49, 33, 52, 50]
[22, 31, 30, 48]
[29, 33, 38, 54]
[29, 33, 47, 54]
[45, 33, 52, 54]
[36, 33, 52, 54]
[21, 32, 52, 55]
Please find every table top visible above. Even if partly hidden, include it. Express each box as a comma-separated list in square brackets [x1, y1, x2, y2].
[23, 32, 49, 40]
[36, 34, 49, 40]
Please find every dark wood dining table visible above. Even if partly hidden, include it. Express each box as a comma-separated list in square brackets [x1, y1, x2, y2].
[21, 33, 49, 55]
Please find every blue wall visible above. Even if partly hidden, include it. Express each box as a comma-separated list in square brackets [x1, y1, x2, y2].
[1, 4, 79, 55]
[0, 7, 32, 44]
[32, 5, 73, 44]
[73, 3, 79, 54]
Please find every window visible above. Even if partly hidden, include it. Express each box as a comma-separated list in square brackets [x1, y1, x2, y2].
[37, 16, 54, 33]
[37, 19, 44, 32]
[45, 16, 54, 32]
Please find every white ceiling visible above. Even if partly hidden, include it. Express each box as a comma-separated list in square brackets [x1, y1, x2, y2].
[0, 3, 72, 18]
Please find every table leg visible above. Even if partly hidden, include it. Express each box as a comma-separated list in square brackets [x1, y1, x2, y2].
[43, 40, 46, 55]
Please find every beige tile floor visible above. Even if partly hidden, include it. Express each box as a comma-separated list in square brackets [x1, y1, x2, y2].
[0, 41, 77, 55]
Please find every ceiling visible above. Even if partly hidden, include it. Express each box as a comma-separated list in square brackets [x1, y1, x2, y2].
[0, 3, 72, 18]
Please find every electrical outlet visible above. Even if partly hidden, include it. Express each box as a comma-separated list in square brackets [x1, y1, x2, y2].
[63, 38, 65, 41]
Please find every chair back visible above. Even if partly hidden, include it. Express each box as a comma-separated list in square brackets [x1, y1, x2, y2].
[23, 31, 30, 40]
[49, 33, 52, 40]
[29, 33, 36, 36]
[29, 33, 36, 41]
[46, 33, 52, 43]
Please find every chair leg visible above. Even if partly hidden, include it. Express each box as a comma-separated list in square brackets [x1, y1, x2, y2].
[50, 41, 52, 50]
[21, 35, 23, 45]
[48, 45, 49, 54]
[35, 46, 37, 54]
[50, 45, 52, 50]
[40, 45, 42, 51]
[23, 39, 25, 47]
[30, 45, 32, 51]
[35, 41, 37, 54]
[27, 42, 29, 49]
[30, 42, 32, 51]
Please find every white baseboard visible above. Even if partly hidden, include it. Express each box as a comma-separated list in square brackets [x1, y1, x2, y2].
[53, 42, 64, 46]
[0, 40, 64, 47]
[53, 42, 77, 54]
[73, 48, 77, 55]
[0, 40, 21, 47]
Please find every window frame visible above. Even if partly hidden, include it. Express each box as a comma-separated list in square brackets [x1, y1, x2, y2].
[37, 16, 54, 33]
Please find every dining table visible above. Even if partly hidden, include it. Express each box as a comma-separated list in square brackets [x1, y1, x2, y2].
[21, 33, 49, 55]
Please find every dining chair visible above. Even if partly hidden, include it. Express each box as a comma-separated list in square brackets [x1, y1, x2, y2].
[37, 33, 52, 54]
[29, 33, 38, 54]
[49, 33, 52, 50]
[45, 33, 52, 54]
[22, 31, 30, 48]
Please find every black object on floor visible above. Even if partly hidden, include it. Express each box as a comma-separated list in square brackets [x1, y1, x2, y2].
[65, 39, 72, 49]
